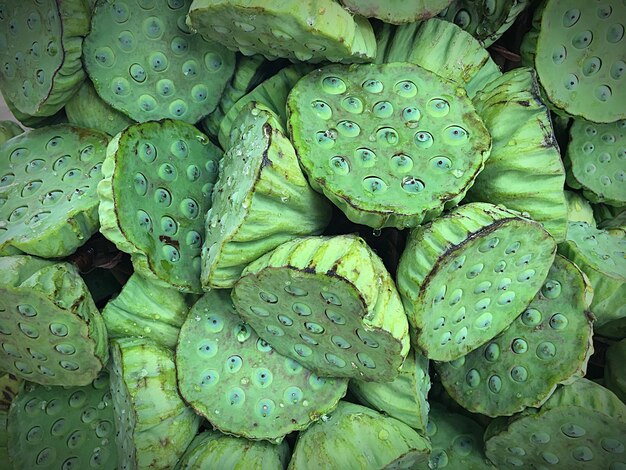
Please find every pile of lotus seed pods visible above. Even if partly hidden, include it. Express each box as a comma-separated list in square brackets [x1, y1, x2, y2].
[0, 0, 624, 468]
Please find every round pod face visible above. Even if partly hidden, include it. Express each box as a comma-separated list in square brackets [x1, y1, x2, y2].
[176, 291, 347, 443]
[7, 373, 117, 469]
[83, 0, 235, 123]
[0, 125, 109, 258]
[287, 63, 490, 229]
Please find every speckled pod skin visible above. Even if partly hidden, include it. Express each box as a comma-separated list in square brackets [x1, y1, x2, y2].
[340, 0, 452, 24]
[565, 190, 596, 225]
[0, 121, 23, 145]
[605, 339, 626, 403]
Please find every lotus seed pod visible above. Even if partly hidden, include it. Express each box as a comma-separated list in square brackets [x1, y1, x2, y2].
[186, 0, 377, 63]
[0, 373, 21, 411]
[232, 234, 410, 381]
[350, 348, 431, 431]
[0, 0, 89, 117]
[565, 190, 596, 225]
[397, 202, 557, 362]
[65, 79, 134, 136]
[339, 0, 452, 24]
[98, 119, 222, 293]
[83, 0, 235, 124]
[521, 0, 626, 123]
[0, 120, 23, 145]
[287, 62, 491, 230]
[110, 337, 201, 470]
[594, 203, 626, 230]
[558, 221, 625, 327]
[0, 255, 108, 386]
[565, 118, 626, 206]
[436, 254, 594, 417]
[177, 290, 347, 443]
[177, 430, 291, 470]
[484, 379, 626, 468]
[3, 93, 68, 129]
[466, 67, 568, 242]
[596, 317, 626, 340]
[288, 401, 431, 469]
[201, 103, 331, 289]
[7, 372, 117, 470]
[605, 339, 626, 403]
[102, 273, 197, 350]
[0, 124, 109, 258]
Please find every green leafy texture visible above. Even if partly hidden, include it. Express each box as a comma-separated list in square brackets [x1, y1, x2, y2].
[466, 67, 568, 243]
[186, 0, 376, 63]
[0, 124, 109, 258]
[397, 202, 557, 362]
[596, 317, 626, 340]
[3, 92, 68, 128]
[65, 78, 134, 136]
[98, 119, 222, 293]
[232, 234, 410, 381]
[565, 118, 626, 206]
[109, 337, 201, 470]
[7, 372, 117, 470]
[176, 290, 347, 443]
[484, 379, 626, 468]
[0, 373, 21, 411]
[287, 62, 490, 230]
[565, 189, 596, 225]
[0, 256, 108, 386]
[436, 254, 594, 417]
[288, 401, 431, 469]
[0, 410, 7, 465]
[83, 0, 235, 124]
[558, 221, 625, 327]
[340, 0, 452, 24]
[201, 103, 331, 289]
[521, 0, 626, 123]
[102, 273, 197, 350]
[605, 339, 626, 403]
[439, 0, 529, 47]
[349, 348, 431, 431]
[0, 0, 89, 117]
[594, 203, 626, 230]
[177, 430, 290, 470]
[0, 120, 22, 145]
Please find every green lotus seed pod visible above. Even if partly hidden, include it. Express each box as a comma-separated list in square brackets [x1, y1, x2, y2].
[0, 255, 108, 386]
[83, 0, 235, 124]
[436, 254, 594, 417]
[7, 372, 117, 470]
[565, 190, 596, 225]
[596, 317, 626, 340]
[0, 120, 22, 145]
[559, 221, 625, 327]
[201, 103, 331, 289]
[0, 124, 109, 258]
[397, 202, 557, 362]
[466, 67, 568, 243]
[3, 93, 68, 129]
[187, 0, 376, 63]
[0, 373, 21, 411]
[110, 337, 201, 470]
[605, 339, 626, 403]
[177, 290, 347, 443]
[102, 273, 197, 349]
[287, 62, 491, 229]
[0, 0, 89, 117]
[98, 119, 222, 293]
[340, 0, 452, 24]
[232, 234, 410, 381]
[565, 118, 626, 206]
[288, 401, 431, 469]
[350, 348, 431, 431]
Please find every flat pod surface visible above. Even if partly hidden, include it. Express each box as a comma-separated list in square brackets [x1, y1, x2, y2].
[176, 291, 347, 442]
[287, 62, 490, 229]
[0, 125, 109, 258]
[563, 222, 625, 280]
[83, 0, 235, 123]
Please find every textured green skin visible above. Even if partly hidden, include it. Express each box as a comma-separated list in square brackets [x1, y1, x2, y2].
[0, 256, 108, 386]
[350, 348, 430, 431]
[288, 401, 431, 469]
[0, 0, 89, 117]
[98, 119, 221, 293]
[84, 0, 235, 124]
[201, 103, 331, 289]
[436, 254, 594, 417]
[340, 0, 452, 24]
[187, 0, 376, 63]
[565, 189, 596, 225]
[232, 234, 410, 381]
[7, 372, 117, 470]
[0, 124, 109, 258]
[0, 411, 7, 465]
[0, 121, 22, 146]
[558, 222, 625, 327]
[102, 273, 197, 349]
[176, 290, 347, 443]
[605, 339, 626, 404]
[594, 203, 626, 230]
[596, 316, 626, 340]
[3, 93, 68, 128]
[466, 67, 568, 243]
[288, 62, 490, 230]
[397, 202, 557, 362]
[565, 118, 626, 206]
[176, 430, 290, 470]
[109, 338, 201, 470]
